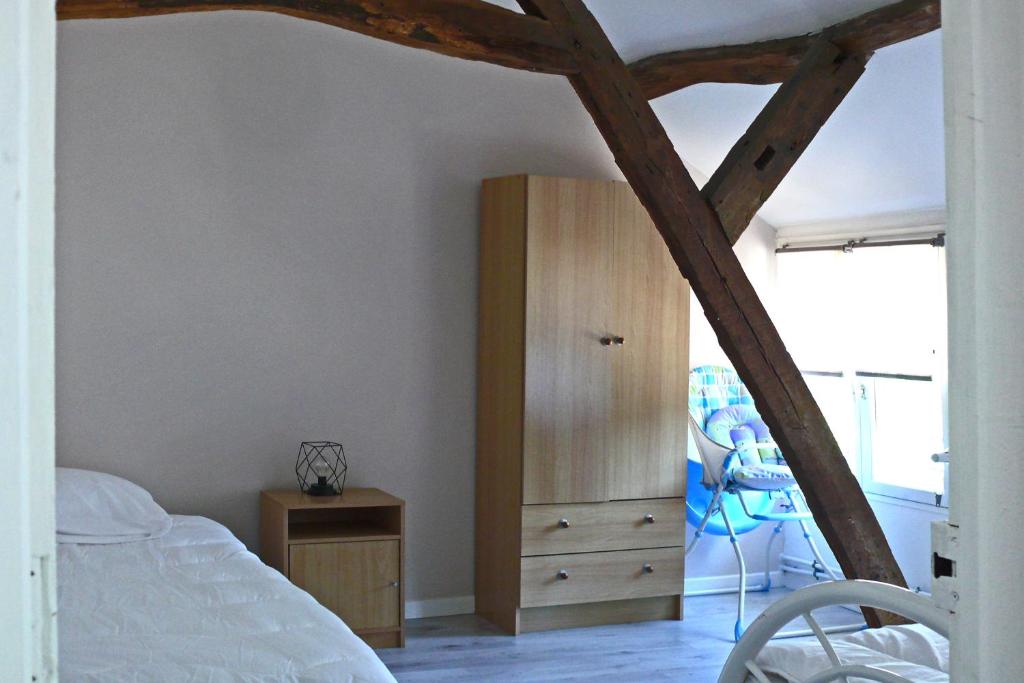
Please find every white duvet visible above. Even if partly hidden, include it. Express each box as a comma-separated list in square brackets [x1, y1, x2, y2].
[750, 623, 949, 682]
[58, 515, 397, 683]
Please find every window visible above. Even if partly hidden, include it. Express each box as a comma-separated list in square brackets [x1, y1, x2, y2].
[776, 242, 948, 505]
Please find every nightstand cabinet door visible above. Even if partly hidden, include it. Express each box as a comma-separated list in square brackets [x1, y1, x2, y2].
[290, 540, 400, 631]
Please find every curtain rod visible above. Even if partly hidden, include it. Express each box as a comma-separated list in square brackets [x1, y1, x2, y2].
[776, 232, 945, 254]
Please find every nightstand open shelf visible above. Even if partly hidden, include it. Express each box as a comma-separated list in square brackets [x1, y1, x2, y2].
[287, 521, 401, 544]
[260, 488, 405, 649]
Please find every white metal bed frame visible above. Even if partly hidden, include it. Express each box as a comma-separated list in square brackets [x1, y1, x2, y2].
[718, 580, 950, 683]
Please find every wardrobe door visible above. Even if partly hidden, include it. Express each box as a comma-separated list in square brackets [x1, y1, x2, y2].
[522, 177, 614, 504]
[606, 183, 690, 500]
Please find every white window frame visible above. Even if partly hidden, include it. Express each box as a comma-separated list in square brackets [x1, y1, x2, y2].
[800, 369, 948, 508]
[855, 373, 948, 507]
[779, 240, 949, 508]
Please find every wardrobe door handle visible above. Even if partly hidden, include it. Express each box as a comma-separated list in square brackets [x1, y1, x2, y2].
[558, 518, 570, 529]
[389, 581, 400, 588]
[557, 569, 570, 580]
[600, 336, 613, 346]
[612, 336, 625, 346]
[642, 563, 655, 574]
[644, 514, 655, 524]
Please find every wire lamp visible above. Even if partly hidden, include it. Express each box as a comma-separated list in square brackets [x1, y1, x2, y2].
[295, 441, 347, 497]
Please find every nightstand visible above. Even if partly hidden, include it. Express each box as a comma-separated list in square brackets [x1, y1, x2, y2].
[260, 488, 405, 648]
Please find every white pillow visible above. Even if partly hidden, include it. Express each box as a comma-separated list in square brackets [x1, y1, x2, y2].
[56, 467, 172, 544]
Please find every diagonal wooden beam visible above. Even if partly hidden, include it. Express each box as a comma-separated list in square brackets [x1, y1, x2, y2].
[704, 37, 870, 244]
[517, 0, 907, 624]
[55, 0, 578, 75]
[629, 0, 939, 99]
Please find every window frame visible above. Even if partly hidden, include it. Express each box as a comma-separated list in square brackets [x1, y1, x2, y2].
[854, 372, 948, 507]
[777, 242, 949, 507]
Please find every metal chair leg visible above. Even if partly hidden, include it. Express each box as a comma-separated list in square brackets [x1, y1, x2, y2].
[719, 505, 748, 642]
[762, 521, 784, 591]
[686, 488, 722, 557]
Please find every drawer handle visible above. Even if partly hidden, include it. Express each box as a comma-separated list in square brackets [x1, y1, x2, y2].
[558, 518, 570, 529]
[599, 336, 625, 346]
[389, 581, 400, 588]
[557, 569, 570, 580]
[642, 563, 655, 574]
[644, 513, 656, 524]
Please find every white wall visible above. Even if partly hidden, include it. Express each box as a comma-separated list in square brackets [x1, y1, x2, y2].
[782, 496, 947, 593]
[55, 11, 783, 607]
[55, 12, 622, 608]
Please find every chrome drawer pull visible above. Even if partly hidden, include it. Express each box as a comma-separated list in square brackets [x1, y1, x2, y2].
[644, 514, 655, 524]
[558, 518, 570, 529]
[557, 569, 570, 580]
[642, 563, 655, 574]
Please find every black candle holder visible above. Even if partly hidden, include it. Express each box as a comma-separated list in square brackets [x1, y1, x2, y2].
[295, 441, 347, 496]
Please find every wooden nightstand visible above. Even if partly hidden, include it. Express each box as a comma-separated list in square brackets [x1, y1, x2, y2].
[260, 488, 405, 648]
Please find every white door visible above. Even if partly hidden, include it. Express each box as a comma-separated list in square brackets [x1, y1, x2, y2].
[1, 0, 58, 679]
[943, 0, 1024, 679]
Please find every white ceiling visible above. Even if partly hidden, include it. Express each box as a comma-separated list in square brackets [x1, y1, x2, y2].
[494, 0, 947, 227]
[656, 30, 945, 227]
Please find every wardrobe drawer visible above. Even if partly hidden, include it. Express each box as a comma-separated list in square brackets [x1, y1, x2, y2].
[520, 547, 683, 608]
[521, 499, 684, 556]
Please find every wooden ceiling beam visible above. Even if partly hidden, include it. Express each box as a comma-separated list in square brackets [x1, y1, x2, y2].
[517, 0, 907, 625]
[629, 0, 940, 99]
[56, 0, 939, 95]
[704, 37, 871, 244]
[55, 0, 579, 75]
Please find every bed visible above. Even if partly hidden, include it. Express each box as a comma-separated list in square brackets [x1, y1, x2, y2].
[719, 581, 950, 683]
[57, 468, 396, 682]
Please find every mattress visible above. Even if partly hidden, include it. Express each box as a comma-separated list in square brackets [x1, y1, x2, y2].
[746, 623, 949, 682]
[58, 514, 396, 682]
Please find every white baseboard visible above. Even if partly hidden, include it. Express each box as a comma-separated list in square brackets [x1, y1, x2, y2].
[405, 595, 475, 619]
[684, 570, 784, 596]
[782, 572, 825, 591]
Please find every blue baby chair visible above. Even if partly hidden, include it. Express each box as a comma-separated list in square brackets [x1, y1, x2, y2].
[686, 365, 840, 641]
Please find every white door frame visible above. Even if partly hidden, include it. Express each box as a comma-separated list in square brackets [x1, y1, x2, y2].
[1, 1, 1020, 682]
[1, 0, 58, 680]
[943, 1, 1024, 680]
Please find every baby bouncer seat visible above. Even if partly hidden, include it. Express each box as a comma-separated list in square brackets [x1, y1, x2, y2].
[686, 365, 840, 641]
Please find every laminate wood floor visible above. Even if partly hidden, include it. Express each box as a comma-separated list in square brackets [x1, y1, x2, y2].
[379, 588, 861, 682]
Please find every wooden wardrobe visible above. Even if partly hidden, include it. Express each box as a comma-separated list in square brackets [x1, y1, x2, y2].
[475, 175, 690, 634]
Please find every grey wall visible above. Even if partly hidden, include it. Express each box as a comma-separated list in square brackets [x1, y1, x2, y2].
[56, 11, 778, 604]
[55, 12, 618, 604]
